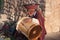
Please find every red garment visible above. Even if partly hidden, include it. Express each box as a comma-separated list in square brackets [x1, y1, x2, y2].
[37, 10, 46, 40]
[24, 4, 46, 40]
[27, 10, 46, 40]
[23, 4, 39, 9]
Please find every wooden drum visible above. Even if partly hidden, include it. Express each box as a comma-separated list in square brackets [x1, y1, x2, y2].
[16, 17, 42, 40]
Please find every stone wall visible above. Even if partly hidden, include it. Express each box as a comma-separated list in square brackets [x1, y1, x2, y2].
[45, 0, 60, 33]
[0, 0, 60, 33]
[0, 0, 45, 22]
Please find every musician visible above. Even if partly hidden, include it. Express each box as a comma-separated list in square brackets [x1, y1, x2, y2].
[23, 4, 46, 40]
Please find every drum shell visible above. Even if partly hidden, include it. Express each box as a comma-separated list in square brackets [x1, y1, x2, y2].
[16, 17, 42, 39]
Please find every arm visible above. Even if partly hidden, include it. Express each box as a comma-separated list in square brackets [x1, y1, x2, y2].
[37, 9, 46, 34]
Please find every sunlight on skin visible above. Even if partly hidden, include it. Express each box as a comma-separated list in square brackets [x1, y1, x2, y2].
[27, 9, 36, 16]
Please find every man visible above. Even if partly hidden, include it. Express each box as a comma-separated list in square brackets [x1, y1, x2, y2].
[23, 4, 46, 40]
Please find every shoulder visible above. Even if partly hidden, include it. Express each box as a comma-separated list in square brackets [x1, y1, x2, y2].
[36, 9, 45, 20]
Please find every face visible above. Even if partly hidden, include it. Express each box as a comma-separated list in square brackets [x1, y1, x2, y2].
[28, 9, 35, 16]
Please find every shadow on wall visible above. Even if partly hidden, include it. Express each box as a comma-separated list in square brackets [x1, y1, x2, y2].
[0, 0, 4, 13]
[40, 0, 45, 16]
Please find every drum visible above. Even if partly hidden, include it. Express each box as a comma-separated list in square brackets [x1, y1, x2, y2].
[16, 17, 42, 40]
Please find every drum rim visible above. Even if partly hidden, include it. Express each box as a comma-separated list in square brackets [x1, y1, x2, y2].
[28, 24, 42, 39]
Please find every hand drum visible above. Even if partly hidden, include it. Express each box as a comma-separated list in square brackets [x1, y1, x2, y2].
[16, 17, 42, 40]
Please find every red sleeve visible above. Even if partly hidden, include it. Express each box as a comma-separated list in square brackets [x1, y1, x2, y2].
[37, 10, 46, 34]
[37, 10, 45, 26]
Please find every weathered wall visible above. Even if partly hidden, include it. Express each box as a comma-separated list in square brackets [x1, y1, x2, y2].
[45, 0, 60, 33]
[0, 0, 60, 33]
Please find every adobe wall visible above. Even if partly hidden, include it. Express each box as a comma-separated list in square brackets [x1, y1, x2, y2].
[45, 0, 60, 33]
